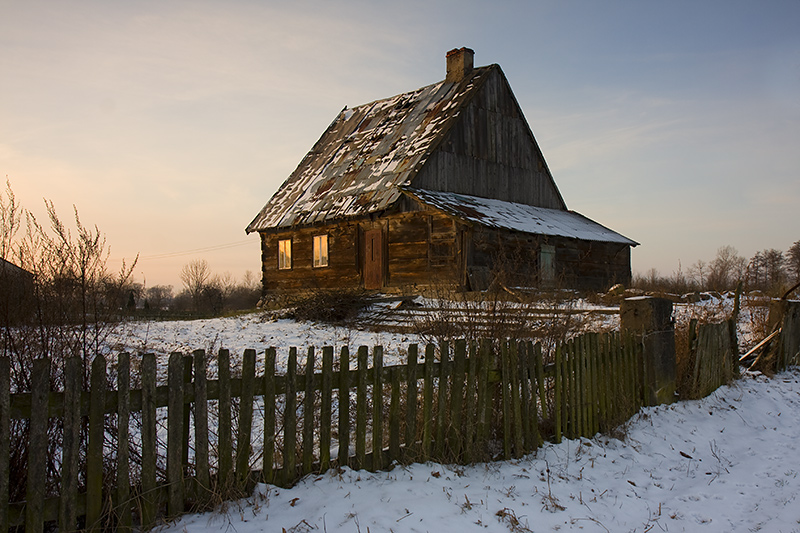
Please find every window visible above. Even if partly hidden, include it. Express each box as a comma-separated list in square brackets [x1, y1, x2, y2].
[313, 234, 329, 268]
[278, 239, 292, 270]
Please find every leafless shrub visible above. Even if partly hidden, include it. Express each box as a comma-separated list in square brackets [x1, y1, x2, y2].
[287, 288, 371, 324]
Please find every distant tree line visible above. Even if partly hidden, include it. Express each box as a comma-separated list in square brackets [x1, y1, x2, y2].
[633, 241, 800, 296]
[127, 259, 261, 317]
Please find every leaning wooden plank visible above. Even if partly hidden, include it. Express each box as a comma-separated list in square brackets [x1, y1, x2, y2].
[193, 350, 210, 500]
[337, 347, 350, 468]
[27, 357, 51, 533]
[140, 354, 157, 530]
[86, 354, 106, 532]
[236, 349, 256, 489]
[372, 346, 384, 471]
[167, 352, 185, 518]
[58, 357, 81, 532]
[218, 349, 233, 488]
[117, 352, 132, 530]
[263, 348, 276, 484]
[320, 347, 334, 472]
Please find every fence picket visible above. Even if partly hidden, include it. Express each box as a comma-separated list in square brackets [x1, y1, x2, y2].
[284, 348, 298, 486]
[218, 349, 233, 488]
[449, 339, 467, 461]
[435, 341, 449, 460]
[320, 346, 333, 472]
[193, 350, 210, 500]
[405, 345, 419, 463]
[237, 349, 256, 488]
[422, 344, 435, 460]
[87, 355, 106, 531]
[0, 357, 8, 533]
[59, 357, 81, 532]
[355, 346, 368, 471]
[27, 357, 50, 533]
[463, 341, 478, 463]
[117, 352, 132, 530]
[263, 348, 277, 483]
[302, 347, 315, 475]
[389, 367, 401, 461]
[167, 353, 185, 518]
[372, 346, 384, 471]
[337, 347, 350, 468]
[140, 354, 157, 530]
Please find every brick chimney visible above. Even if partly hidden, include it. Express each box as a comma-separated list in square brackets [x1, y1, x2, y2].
[446, 47, 474, 83]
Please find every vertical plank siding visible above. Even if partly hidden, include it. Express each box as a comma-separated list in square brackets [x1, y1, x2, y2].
[9, 323, 766, 530]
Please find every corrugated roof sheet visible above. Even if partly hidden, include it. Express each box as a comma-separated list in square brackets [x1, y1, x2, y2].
[246, 66, 494, 233]
[405, 188, 638, 245]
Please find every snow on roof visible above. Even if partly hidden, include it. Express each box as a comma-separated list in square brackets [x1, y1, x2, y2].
[246, 66, 495, 233]
[405, 188, 638, 245]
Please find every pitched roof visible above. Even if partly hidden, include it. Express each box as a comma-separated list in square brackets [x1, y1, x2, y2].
[404, 188, 638, 245]
[246, 66, 496, 233]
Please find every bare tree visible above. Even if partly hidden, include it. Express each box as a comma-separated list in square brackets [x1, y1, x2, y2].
[180, 259, 211, 310]
[788, 240, 800, 283]
[707, 245, 746, 291]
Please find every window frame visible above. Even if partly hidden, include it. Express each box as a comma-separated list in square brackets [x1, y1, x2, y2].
[277, 238, 292, 270]
[312, 234, 329, 268]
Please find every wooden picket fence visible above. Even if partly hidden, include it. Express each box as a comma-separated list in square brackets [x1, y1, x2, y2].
[1, 331, 645, 531]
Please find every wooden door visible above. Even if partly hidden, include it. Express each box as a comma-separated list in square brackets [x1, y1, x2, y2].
[364, 229, 383, 290]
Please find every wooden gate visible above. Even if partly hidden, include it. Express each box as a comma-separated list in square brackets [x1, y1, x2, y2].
[364, 229, 383, 290]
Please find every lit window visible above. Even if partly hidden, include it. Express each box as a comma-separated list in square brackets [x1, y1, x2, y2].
[313, 234, 329, 267]
[278, 239, 292, 270]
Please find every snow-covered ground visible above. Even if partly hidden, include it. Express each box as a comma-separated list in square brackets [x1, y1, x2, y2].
[159, 368, 800, 533]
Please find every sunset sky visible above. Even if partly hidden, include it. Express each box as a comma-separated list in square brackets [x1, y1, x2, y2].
[2, 1, 798, 289]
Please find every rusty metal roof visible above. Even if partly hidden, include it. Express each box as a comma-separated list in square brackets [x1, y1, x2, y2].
[405, 188, 638, 245]
[246, 66, 495, 233]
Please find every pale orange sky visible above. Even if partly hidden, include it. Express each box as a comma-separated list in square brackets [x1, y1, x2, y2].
[3, 0, 799, 289]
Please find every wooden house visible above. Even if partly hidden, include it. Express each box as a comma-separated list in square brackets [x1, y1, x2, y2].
[246, 48, 637, 294]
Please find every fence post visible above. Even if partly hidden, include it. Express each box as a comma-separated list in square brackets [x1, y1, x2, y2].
[0, 357, 8, 533]
[621, 297, 676, 406]
[26, 357, 50, 533]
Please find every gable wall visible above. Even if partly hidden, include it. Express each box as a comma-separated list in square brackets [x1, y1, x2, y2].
[411, 68, 565, 210]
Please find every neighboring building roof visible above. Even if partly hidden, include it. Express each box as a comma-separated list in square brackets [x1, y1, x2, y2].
[246, 65, 496, 233]
[0, 257, 32, 278]
[404, 188, 639, 246]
